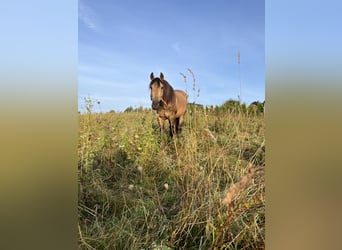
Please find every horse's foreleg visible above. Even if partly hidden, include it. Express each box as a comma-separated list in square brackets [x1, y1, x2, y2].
[169, 118, 176, 137]
[158, 116, 164, 135]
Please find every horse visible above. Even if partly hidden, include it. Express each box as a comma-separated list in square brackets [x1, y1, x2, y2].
[149, 72, 188, 137]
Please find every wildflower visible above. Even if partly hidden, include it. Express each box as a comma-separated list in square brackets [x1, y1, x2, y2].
[164, 183, 169, 190]
[137, 166, 143, 172]
[128, 184, 134, 190]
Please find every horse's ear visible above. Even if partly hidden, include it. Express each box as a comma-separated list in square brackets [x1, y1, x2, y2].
[150, 72, 155, 80]
[160, 72, 164, 81]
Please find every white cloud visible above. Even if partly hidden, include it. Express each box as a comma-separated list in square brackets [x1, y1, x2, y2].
[79, 1, 97, 31]
[171, 42, 181, 54]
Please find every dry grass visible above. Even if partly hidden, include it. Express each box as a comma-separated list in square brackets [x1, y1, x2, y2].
[78, 100, 265, 249]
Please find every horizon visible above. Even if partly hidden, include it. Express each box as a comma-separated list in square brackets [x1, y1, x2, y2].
[79, 97, 265, 114]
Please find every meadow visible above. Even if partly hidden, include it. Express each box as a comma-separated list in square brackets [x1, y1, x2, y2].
[78, 102, 265, 249]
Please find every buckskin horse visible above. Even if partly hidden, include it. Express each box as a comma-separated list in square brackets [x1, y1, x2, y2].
[149, 72, 188, 137]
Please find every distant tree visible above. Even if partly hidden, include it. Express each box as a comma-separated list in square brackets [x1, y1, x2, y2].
[134, 106, 144, 112]
[187, 103, 204, 115]
[240, 103, 247, 114]
[221, 99, 240, 113]
[124, 106, 133, 112]
[214, 105, 220, 114]
[248, 101, 264, 115]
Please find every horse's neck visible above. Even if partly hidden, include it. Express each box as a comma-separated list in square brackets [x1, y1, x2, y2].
[163, 84, 175, 104]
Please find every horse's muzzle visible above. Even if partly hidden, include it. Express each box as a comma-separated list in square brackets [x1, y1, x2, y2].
[152, 100, 160, 110]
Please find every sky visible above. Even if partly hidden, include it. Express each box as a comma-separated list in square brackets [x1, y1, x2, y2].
[78, 0, 264, 112]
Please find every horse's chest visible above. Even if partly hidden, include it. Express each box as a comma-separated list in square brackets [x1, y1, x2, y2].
[157, 108, 176, 120]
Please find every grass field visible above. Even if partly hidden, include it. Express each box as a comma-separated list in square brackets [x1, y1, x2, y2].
[78, 104, 265, 249]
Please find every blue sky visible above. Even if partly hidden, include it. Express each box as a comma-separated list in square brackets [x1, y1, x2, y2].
[78, 0, 264, 112]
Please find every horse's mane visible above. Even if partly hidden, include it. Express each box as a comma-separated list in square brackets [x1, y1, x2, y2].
[150, 78, 175, 104]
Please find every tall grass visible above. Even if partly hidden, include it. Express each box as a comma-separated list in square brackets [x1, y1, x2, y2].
[78, 98, 265, 249]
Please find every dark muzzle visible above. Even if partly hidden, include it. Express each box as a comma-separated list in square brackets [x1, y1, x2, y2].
[152, 100, 160, 110]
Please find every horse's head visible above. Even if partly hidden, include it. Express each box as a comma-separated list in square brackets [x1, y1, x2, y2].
[149, 72, 167, 110]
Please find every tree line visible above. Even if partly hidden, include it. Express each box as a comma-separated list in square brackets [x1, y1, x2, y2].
[122, 99, 265, 115]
